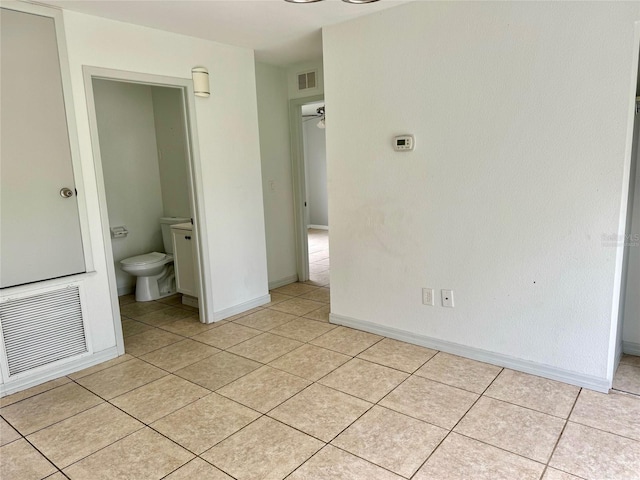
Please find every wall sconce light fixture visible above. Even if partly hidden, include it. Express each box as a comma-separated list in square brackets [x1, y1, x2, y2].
[192, 67, 210, 97]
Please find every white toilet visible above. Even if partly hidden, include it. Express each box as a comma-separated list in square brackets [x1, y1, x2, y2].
[120, 217, 190, 302]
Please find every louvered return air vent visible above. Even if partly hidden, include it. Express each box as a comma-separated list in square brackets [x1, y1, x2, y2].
[0, 286, 87, 376]
[297, 70, 317, 91]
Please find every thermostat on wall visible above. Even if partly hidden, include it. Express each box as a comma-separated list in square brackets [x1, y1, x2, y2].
[393, 135, 415, 151]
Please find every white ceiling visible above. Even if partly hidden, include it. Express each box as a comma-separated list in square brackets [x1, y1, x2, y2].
[42, 0, 408, 66]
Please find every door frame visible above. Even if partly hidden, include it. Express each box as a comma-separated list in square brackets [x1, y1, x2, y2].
[609, 20, 640, 382]
[82, 67, 214, 352]
[289, 94, 324, 282]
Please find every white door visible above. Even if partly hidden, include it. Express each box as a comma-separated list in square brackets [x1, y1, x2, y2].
[1, 8, 85, 288]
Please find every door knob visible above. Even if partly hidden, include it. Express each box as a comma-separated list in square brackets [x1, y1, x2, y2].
[60, 187, 74, 198]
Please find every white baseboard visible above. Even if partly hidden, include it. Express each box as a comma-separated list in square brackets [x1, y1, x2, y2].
[182, 295, 199, 308]
[117, 285, 134, 296]
[213, 294, 271, 322]
[623, 341, 640, 356]
[0, 347, 119, 397]
[330, 313, 611, 393]
[308, 225, 329, 231]
[269, 275, 298, 290]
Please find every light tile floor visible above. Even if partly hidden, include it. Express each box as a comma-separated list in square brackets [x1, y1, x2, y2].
[306, 228, 330, 287]
[613, 354, 640, 397]
[2, 281, 640, 478]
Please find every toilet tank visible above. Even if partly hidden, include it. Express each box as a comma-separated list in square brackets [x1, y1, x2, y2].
[159, 217, 190, 254]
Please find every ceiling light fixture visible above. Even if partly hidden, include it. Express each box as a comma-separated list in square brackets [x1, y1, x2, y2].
[316, 106, 325, 129]
[302, 105, 326, 128]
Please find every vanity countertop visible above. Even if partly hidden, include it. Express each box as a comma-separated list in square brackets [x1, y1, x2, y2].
[170, 222, 193, 231]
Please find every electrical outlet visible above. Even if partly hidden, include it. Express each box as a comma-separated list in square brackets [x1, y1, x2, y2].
[441, 289, 454, 307]
[422, 288, 434, 306]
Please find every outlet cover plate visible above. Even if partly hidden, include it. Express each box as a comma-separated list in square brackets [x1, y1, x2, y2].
[441, 289, 454, 308]
[422, 288, 434, 306]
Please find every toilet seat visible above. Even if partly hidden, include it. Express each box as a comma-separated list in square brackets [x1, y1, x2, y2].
[121, 252, 173, 267]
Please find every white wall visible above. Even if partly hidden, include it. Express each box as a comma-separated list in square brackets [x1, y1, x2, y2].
[93, 80, 165, 293]
[61, 10, 267, 349]
[303, 119, 328, 227]
[323, 2, 640, 386]
[623, 113, 640, 353]
[255, 61, 297, 288]
[151, 86, 191, 219]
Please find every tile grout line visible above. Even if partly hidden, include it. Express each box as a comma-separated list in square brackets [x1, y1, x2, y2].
[17, 389, 143, 475]
[563, 418, 640, 444]
[2, 382, 105, 438]
[7, 430, 60, 476]
[159, 456, 241, 480]
[471, 392, 579, 421]
[180, 310, 340, 368]
[433, 379, 590, 479]
[275, 296, 421, 479]
[55, 377, 201, 475]
[266, 353, 352, 385]
[275, 340, 444, 478]
[539, 388, 584, 480]
[0, 378, 74, 409]
[49, 380, 151, 471]
[146, 403, 263, 459]
[406, 366, 505, 479]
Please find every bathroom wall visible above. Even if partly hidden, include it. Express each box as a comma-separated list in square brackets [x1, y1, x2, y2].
[93, 79, 165, 294]
[151, 87, 191, 219]
[303, 118, 328, 227]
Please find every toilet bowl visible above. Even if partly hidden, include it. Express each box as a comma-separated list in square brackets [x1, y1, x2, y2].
[121, 252, 176, 302]
[119, 216, 190, 301]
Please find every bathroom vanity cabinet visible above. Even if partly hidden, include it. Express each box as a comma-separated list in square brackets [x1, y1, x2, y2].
[171, 223, 199, 298]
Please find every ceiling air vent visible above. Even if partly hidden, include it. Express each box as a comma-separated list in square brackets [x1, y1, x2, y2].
[297, 70, 317, 91]
[0, 286, 87, 376]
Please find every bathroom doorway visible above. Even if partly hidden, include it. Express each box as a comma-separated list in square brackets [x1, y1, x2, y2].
[83, 68, 213, 354]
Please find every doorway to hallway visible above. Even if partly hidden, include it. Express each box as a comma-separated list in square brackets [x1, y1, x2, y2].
[307, 228, 329, 287]
[289, 94, 325, 282]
